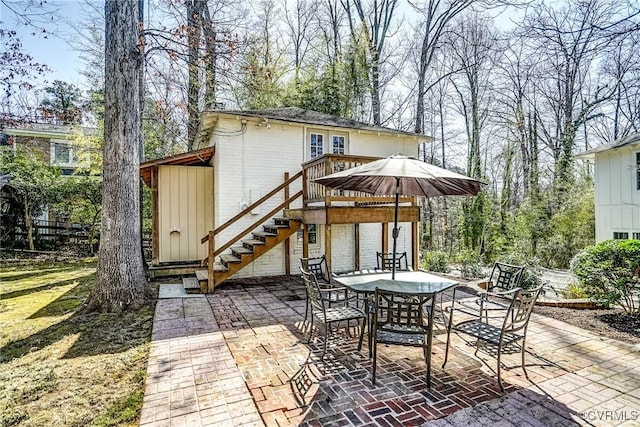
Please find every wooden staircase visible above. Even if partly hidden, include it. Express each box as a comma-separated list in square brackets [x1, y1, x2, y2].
[190, 217, 300, 292]
[186, 171, 303, 293]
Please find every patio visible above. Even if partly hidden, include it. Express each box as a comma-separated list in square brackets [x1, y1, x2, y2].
[140, 277, 640, 427]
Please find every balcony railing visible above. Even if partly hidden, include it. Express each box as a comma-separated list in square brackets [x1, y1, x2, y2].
[302, 154, 415, 206]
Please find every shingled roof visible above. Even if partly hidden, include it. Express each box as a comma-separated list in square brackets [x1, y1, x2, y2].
[202, 107, 430, 139]
[576, 132, 640, 159]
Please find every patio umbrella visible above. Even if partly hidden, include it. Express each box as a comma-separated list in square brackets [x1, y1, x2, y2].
[314, 154, 483, 279]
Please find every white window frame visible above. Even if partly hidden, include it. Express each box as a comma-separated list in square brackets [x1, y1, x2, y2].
[309, 133, 324, 159]
[331, 135, 346, 154]
[297, 224, 319, 246]
[50, 139, 74, 166]
[613, 231, 629, 240]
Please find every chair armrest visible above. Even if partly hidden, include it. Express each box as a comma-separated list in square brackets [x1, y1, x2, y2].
[483, 287, 521, 298]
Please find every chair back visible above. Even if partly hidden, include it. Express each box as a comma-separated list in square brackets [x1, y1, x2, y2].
[488, 262, 525, 292]
[300, 255, 330, 283]
[374, 288, 432, 334]
[376, 252, 409, 271]
[502, 286, 543, 335]
[300, 267, 325, 312]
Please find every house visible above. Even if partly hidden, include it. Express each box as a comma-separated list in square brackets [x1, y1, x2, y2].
[140, 108, 431, 292]
[0, 120, 94, 175]
[0, 119, 98, 249]
[576, 132, 640, 242]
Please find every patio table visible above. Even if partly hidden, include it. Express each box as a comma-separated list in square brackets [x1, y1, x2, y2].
[333, 270, 458, 358]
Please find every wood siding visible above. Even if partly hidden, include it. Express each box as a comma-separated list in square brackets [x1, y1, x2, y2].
[158, 165, 214, 262]
[594, 148, 640, 241]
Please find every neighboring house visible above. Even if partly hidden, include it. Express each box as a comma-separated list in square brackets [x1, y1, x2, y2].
[1, 121, 94, 175]
[576, 132, 640, 242]
[0, 120, 97, 246]
[140, 108, 431, 292]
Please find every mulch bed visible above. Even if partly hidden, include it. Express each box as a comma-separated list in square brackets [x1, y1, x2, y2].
[534, 305, 640, 344]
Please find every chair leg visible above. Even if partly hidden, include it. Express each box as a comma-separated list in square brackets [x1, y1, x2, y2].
[521, 338, 529, 380]
[306, 313, 314, 344]
[371, 335, 377, 386]
[357, 317, 366, 352]
[497, 342, 504, 392]
[321, 322, 328, 360]
[442, 323, 452, 369]
[303, 291, 309, 329]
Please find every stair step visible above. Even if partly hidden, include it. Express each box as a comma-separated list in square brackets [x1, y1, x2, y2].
[231, 246, 253, 256]
[273, 217, 290, 225]
[263, 224, 289, 233]
[220, 254, 241, 265]
[252, 231, 277, 242]
[242, 239, 265, 251]
[195, 270, 208, 281]
[182, 277, 201, 294]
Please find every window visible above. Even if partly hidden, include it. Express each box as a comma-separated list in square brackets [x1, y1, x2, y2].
[332, 135, 345, 154]
[297, 224, 318, 245]
[613, 232, 629, 240]
[310, 133, 324, 158]
[633, 232, 640, 240]
[636, 153, 640, 190]
[53, 142, 71, 164]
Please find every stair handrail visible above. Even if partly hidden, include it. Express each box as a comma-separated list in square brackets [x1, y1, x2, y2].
[212, 190, 302, 258]
[201, 170, 303, 244]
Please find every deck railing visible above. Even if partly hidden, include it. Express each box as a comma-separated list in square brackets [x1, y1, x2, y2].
[302, 154, 414, 206]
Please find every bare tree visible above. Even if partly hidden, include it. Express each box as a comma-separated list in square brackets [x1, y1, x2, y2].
[87, 0, 148, 312]
[521, 0, 635, 201]
[410, 0, 475, 134]
[342, 0, 399, 125]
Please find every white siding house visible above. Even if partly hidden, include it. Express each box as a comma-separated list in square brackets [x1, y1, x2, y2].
[576, 133, 640, 242]
[142, 108, 430, 288]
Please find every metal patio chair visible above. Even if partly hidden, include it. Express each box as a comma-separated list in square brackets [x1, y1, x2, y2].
[442, 285, 543, 391]
[454, 262, 525, 320]
[376, 251, 410, 272]
[300, 267, 367, 359]
[300, 255, 350, 324]
[372, 288, 436, 387]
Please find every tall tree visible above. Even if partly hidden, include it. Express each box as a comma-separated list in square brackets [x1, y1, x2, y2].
[521, 0, 630, 206]
[39, 80, 84, 124]
[343, 0, 399, 125]
[87, 0, 148, 312]
[411, 0, 475, 134]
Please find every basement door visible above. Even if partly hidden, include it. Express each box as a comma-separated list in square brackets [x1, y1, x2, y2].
[158, 165, 214, 263]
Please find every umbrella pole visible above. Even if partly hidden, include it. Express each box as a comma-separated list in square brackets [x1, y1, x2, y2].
[392, 177, 400, 280]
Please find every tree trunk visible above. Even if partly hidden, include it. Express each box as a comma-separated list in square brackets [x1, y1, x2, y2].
[88, 0, 148, 312]
[24, 195, 34, 251]
[186, 0, 202, 150]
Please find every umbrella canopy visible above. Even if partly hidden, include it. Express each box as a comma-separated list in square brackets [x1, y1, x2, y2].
[314, 154, 483, 278]
[314, 154, 483, 197]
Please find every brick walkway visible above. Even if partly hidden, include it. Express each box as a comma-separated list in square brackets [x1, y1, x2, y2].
[140, 277, 640, 427]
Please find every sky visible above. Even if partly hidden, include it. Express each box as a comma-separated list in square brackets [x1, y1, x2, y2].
[2, 0, 523, 96]
[2, 0, 88, 88]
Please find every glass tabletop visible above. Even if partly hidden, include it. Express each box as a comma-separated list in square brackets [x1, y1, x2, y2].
[333, 271, 458, 294]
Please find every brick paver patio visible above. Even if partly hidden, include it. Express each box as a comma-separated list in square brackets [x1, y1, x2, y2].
[140, 276, 640, 427]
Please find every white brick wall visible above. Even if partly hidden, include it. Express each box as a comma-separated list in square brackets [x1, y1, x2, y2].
[207, 115, 419, 278]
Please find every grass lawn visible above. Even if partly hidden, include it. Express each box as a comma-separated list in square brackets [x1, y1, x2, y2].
[0, 259, 156, 427]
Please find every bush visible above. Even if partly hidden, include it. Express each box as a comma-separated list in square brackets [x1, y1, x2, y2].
[571, 239, 640, 313]
[562, 282, 588, 299]
[421, 251, 450, 273]
[457, 250, 482, 279]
